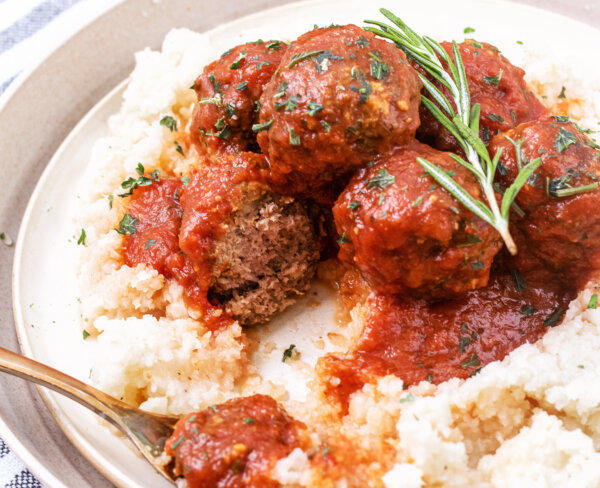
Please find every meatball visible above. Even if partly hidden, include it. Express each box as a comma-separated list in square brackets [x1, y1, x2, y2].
[257, 24, 422, 203]
[489, 115, 600, 272]
[190, 40, 287, 156]
[333, 141, 502, 298]
[416, 39, 547, 153]
[165, 395, 307, 488]
[179, 152, 319, 325]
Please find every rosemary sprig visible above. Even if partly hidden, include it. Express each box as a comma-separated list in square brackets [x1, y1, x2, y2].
[365, 9, 541, 254]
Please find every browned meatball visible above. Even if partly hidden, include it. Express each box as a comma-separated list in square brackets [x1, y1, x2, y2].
[257, 24, 422, 203]
[333, 141, 502, 299]
[489, 115, 600, 272]
[179, 152, 319, 325]
[416, 40, 547, 153]
[190, 40, 287, 156]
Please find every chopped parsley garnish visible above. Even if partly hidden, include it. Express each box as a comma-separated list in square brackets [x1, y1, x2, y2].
[305, 101, 324, 116]
[470, 41, 483, 48]
[399, 393, 415, 403]
[483, 69, 502, 87]
[348, 201, 361, 210]
[145, 239, 156, 250]
[558, 86, 567, 99]
[459, 336, 470, 354]
[266, 40, 282, 51]
[521, 304, 538, 316]
[207, 73, 220, 93]
[282, 344, 296, 362]
[287, 50, 325, 68]
[288, 128, 301, 146]
[337, 232, 350, 244]
[314, 50, 344, 74]
[252, 119, 273, 132]
[320, 120, 331, 132]
[367, 168, 395, 189]
[225, 102, 237, 117]
[488, 113, 505, 123]
[552, 115, 570, 124]
[350, 68, 372, 103]
[356, 35, 370, 47]
[588, 294, 598, 309]
[243, 417, 254, 424]
[170, 435, 186, 450]
[108, 195, 114, 209]
[198, 93, 223, 106]
[275, 95, 299, 112]
[554, 127, 577, 153]
[471, 260, 484, 270]
[236, 81, 248, 91]
[116, 214, 138, 235]
[187, 415, 197, 423]
[585, 139, 600, 150]
[180, 176, 191, 186]
[369, 51, 390, 80]
[229, 51, 247, 69]
[255, 61, 273, 70]
[461, 353, 480, 368]
[543, 307, 563, 327]
[174, 141, 185, 156]
[274, 82, 288, 99]
[119, 173, 153, 197]
[510, 268, 526, 292]
[411, 195, 423, 207]
[546, 168, 598, 197]
[77, 229, 86, 246]
[159, 115, 178, 132]
[464, 27, 475, 33]
[516, 40, 523, 45]
[82, 330, 90, 340]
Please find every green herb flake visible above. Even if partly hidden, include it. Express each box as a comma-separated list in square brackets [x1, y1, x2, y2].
[483, 69, 503, 87]
[243, 417, 254, 424]
[558, 86, 567, 99]
[554, 127, 577, 153]
[470, 41, 483, 48]
[552, 115, 571, 124]
[171, 435, 186, 450]
[305, 101, 324, 116]
[350, 68, 372, 103]
[369, 51, 390, 80]
[471, 260, 484, 270]
[174, 141, 185, 156]
[82, 330, 90, 340]
[459, 336, 470, 354]
[356, 35, 370, 47]
[145, 239, 156, 250]
[289, 128, 301, 146]
[521, 304, 538, 316]
[510, 268, 526, 292]
[320, 120, 331, 132]
[488, 113, 505, 123]
[588, 294, 598, 309]
[516, 40, 523, 45]
[266, 40, 282, 51]
[236, 81, 248, 91]
[464, 27, 476, 33]
[411, 195, 423, 208]
[77, 229, 86, 246]
[252, 119, 273, 133]
[186, 415, 197, 423]
[181, 176, 191, 186]
[399, 393, 415, 403]
[229, 51, 247, 69]
[367, 168, 395, 190]
[282, 344, 296, 362]
[108, 195, 114, 209]
[274, 81, 288, 99]
[160, 115, 178, 132]
[116, 214, 138, 235]
[543, 307, 563, 327]
[578, 365, 585, 369]
[337, 232, 350, 244]
[348, 201, 361, 211]
[461, 353, 481, 368]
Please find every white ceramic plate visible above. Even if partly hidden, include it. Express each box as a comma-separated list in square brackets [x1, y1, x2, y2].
[9, 0, 600, 486]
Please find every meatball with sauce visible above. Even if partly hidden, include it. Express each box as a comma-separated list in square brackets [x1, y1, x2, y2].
[416, 39, 547, 153]
[165, 395, 308, 488]
[256, 24, 422, 203]
[190, 40, 287, 156]
[333, 141, 502, 299]
[179, 152, 320, 325]
[489, 115, 600, 272]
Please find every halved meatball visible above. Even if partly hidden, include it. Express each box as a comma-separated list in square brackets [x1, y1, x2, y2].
[333, 141, 502, 299]
[190, 40, 287, 156]
[257, 24, 422, 203]
[179, 152, 319, 325]
[489, 115, 600, 272]
[416, 39, 547, 153]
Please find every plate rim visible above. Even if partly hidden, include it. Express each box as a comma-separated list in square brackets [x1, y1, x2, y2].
[8, 0, 600, 486]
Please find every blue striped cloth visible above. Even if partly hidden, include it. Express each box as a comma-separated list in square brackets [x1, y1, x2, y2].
[1, 2, 88, 485]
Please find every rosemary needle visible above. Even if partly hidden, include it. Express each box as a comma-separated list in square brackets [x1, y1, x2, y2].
[365, 9, 541, 255]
